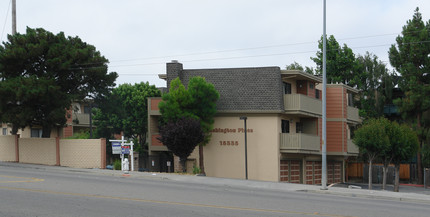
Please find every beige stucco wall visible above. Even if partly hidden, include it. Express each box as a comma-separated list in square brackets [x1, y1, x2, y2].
[204, 115, 280, 181]
[19, 138, 57, 165]
[60, 139, 101, 168]
[0, 135, 16, 161]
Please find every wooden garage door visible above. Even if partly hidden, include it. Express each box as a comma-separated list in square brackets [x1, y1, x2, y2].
[306, 161, 322, 185]
[280, 160, 301, 183]
[327, 161, 342, 184]
[306, 161, 342, 185]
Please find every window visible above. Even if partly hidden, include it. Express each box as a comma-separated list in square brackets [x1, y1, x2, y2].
[348, 93, 354, 106]
[283, 82, 291, 94]
[310, 83, 314, 89]
[315, 89, 320, 99]
[2, 128, 7, 135]
[281, 120, 290, 133]
[296, 122, 303, 133]
[84, 106, 92, 114]
[31, 128, 42, 138]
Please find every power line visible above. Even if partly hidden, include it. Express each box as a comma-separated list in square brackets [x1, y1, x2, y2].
[70, 30, 425, 69]
[0, 0, 11, 43]
[67, 40, 430, 72]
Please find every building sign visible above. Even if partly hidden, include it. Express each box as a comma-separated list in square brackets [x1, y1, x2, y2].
[210, 128, 254, 133]
[112, 142, 122, 154]
[219, 141, 239, 146]
[122, 145, 130, 155]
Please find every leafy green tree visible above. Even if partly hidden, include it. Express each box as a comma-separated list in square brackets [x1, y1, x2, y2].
[0, 27, 117, 137]
[352, 52, 393, 119]
[159, 78, 195, 123]
[388, 7, 430, 184]
[187, 77, 219, 174]
[93, 82, 161, 152]
[353, 118, 390, 190]
[159, 77, 219, 174]
[157, 117, 204, 172]
[311, 35, 356, 84]
[391, 123, 419, 192]
[286, 62, 314, 74]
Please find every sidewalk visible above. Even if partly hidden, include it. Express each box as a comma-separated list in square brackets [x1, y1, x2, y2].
[2, 162, 430, 203]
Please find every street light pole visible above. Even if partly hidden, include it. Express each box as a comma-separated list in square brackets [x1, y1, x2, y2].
[321, 0, 328, 190]
[12, 0, 16, 35]
[240, 116, 248, 180]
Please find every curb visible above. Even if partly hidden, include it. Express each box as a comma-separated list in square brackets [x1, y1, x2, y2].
[304, 189, 430, 204]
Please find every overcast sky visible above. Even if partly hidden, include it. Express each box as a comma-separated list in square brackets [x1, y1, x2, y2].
[1, 0, 430, 87]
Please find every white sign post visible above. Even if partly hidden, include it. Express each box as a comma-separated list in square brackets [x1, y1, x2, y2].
[109, 136, 135, 172]
[109, 136, 127, 171]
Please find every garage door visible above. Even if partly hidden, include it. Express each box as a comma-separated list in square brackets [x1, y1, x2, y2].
[306, 161, 342, 185]
[306, 161, 322, 185]
[327, 161, 342, 184]
[280, 160, 301, 183]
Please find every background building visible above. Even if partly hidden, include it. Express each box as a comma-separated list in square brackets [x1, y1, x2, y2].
[147, 61, 360, 184]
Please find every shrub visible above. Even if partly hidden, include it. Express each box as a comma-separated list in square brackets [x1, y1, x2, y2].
[113, 159, 121, 170]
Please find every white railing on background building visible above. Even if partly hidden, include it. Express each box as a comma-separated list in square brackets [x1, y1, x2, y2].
[284, 94, 322, 115]
[280, 133, 320, 152]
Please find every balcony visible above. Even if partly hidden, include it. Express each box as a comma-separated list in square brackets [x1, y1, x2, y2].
[284, 94, 321, 116]
[280, 133, 320, 153]
[347, 106, 360, 123]
[72, 113, 90, 126]
[150, 134, 168, 151]
[347, 139, 359, 155]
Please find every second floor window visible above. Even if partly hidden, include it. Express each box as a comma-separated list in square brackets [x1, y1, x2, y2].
[315, 89, 320, 99]
[348, 93, 354, 107]
[296, 122, 303, 133]
[2, 128, 7, 135]
[281, 120, 290, 133]
[284, 82, 292, 94]
[84, 106, 92, 114]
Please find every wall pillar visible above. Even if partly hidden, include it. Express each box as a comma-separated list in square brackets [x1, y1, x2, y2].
[101, 138, 106, 169]
[56, 137, 60, 166]
[15, 134, 19, 162]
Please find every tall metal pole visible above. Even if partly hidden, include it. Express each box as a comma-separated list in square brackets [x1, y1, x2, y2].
[321, 0, 328, 190]
[89, 102, 93, 139]
[240, 116, 248, 180]
[12, 0, 16, 35]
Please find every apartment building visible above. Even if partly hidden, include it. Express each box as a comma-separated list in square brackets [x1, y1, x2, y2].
[1, 101, 93, 138]
[147, 61, 360, 184]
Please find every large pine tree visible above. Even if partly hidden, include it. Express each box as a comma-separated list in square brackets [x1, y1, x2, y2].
[389, 7, 430, 184]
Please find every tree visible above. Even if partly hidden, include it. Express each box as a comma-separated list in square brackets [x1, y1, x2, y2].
[157, 117, 204, 172]
[187, 77, 219, 175]
[311, 35, 356, 84]
[159, 77, 219, 174]
[0, 27, 117, 137]
[93, 82, 161, 153]
[352, 52, 393, 119]
[353, 118, 390, 190]
[391, 123, 419, 192]
[286, 62, 314, 74]
[159, 78, 195, 124]
[388, 7, 430, 184]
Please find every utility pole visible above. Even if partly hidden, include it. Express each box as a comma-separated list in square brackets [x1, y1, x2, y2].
[12, 0, 16, 34]
[321, 0, 328, 190]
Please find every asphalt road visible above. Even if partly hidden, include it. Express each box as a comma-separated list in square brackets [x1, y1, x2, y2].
[1, 163, 429, 217]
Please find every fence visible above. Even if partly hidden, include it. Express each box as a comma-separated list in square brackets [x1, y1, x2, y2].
[348, 162, 410, 184]
[425, 168, 430, 188]
[0, 135, 106, 169]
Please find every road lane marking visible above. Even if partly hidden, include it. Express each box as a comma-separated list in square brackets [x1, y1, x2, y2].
[0, 186, 356, 217]
[0, 175, 44, 183]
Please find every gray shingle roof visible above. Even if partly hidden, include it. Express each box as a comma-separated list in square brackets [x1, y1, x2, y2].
[166, 62, 284, 112]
